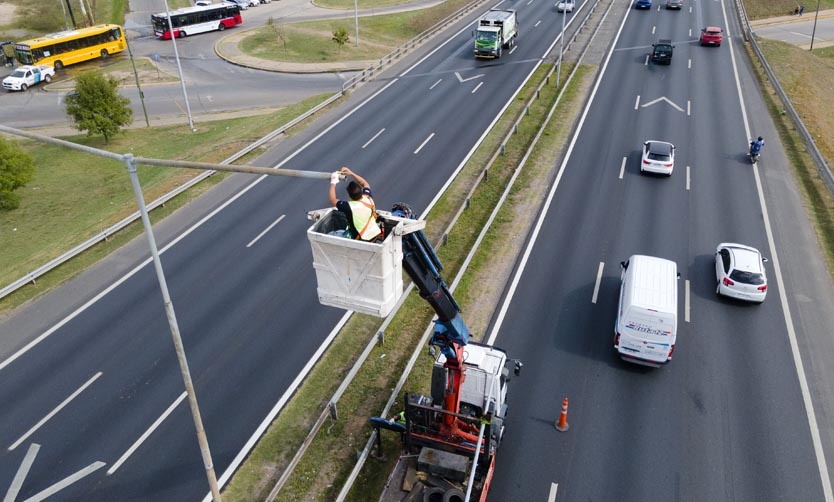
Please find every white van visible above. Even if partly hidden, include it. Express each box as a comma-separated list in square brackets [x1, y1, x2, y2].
[614, 255, 679, 367]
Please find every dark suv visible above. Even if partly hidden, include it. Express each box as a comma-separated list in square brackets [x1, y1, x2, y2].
[651, 39, 674, 64]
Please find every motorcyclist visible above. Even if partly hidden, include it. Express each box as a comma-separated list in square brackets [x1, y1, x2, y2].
[749, 136, 764, 155]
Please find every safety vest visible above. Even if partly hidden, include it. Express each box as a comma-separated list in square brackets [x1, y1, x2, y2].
[348, 196, 382, 241]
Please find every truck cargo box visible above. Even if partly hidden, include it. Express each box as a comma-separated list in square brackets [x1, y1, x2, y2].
[306, 208, 424, 317]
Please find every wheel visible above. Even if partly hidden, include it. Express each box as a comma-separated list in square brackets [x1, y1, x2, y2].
[100, 49, 109, 58]
[177, 30, 186, 38]
[20, 83, 27, 92]
[44, 74, 51, 83]
[54, 61, 64, 71]
[423, 487, 445, 502]
[442, 489, 466, 502]
[218, 23, 226, 31]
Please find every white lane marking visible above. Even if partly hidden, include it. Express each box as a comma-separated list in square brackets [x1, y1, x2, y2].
[528, 0, 533, 4]
[413, 133, 435, 154]
[644, 54, 649, 66]
[619, 157, 627, 179]
[548, 482, 559, 502]
[4, 443, 40, 502]
[685, 280, 690, 322]
[107, 392, 187, 475]
[22, 461, 106, 502]
[652, 25, 656, 34]
[455, 71, 483, 83]
[634, 95, 640, 110]
[487, 0, 634, 345]
[689, 28, 692, 36]
[688, 58, 692, 69]
[689, 5, 692, 13]
[472, 82, 484, 94]
[591, 262, 605, 304]
[686, 165, 691, 191]
[641, 96, 685, 112]
[509, 45, 519, 55]
[535, 20, 542, 27]
[429, 79, 442, 89]
[687, 100, 691, 116]
[361, 128, 385, 149]
[723, 0, 832, 497]
[9, 372, 102, 451]
[246, 214, 286, 248]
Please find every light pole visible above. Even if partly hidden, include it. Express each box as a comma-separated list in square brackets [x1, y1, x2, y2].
[163, 0, 196, 132]
[809, 0, 822, 51]
[354, 0, 360, 47]
[557, 6, 566, 86]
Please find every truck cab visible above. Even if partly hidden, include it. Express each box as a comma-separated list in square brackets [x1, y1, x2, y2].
[2, 65, 54, 91]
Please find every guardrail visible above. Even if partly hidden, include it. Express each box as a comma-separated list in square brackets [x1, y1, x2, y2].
[734, 0, 834, 195]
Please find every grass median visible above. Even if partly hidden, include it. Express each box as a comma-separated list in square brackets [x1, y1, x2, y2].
[220, 62, 596, 501]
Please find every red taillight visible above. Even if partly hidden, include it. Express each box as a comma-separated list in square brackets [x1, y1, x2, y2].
[723, 277, 734, 286]
[668, 344, 675, 359]
[665, 162, 673, 167]
[758, 284, 767, 292]
[614, 332, 620, 346]
[643, 159, 650, 164]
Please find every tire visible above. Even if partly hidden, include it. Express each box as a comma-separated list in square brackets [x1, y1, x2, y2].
[54, 61, 64, 71]
[177, 30, 186, 38]
[443, 488, 466, 502]
[219, 23, 226, 31]
[423, 487, 445, 502]
[100, 49, 109, 58]
[20, 83, 28, 92]
[44, 74, 52, 83]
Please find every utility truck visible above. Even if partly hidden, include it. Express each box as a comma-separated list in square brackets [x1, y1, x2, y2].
[307, 203, 521, 502]
[474, 9, 518, 58]
[2, 65, 54, 91]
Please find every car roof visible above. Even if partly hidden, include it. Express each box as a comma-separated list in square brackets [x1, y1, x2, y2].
[722, 244, 763, 272]
[704, 26, 722, 32]
[646, 141, 674, 154]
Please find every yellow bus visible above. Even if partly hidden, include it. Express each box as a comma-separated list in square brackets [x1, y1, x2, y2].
[13, 24, 126, 70]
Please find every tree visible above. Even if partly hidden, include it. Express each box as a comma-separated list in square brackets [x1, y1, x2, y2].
[0, 138, 36, 211]
[332, 26, 350, 53]
[65, 71, 133, 144]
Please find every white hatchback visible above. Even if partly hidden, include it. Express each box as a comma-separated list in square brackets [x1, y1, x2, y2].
[641, 140, 675, 175]
[715, 243, 768, 303]
[557, 0, 576, 12]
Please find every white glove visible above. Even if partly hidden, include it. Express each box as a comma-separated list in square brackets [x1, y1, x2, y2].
[330, 172, 341, 185]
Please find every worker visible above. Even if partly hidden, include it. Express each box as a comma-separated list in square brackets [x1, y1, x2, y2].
[328, 166, 383, 242]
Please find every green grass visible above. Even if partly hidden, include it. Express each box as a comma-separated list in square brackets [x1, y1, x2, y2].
[242, 0, 473, 63]
[315, 0, 419, 10]
[0, 94, 332, 311]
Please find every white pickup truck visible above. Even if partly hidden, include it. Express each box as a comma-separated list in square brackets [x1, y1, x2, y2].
[3, 65, 55, 92]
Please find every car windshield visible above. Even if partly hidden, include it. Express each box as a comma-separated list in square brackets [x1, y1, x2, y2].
[648, 152, 671, 161]
[477, 31, 498, 43]
[9, 70, 26, 78]
[730, 270, 765, 285]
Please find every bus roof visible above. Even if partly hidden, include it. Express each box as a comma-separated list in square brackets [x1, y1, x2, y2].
[16, 24, 122, 47]
[152, 3, 238, 18]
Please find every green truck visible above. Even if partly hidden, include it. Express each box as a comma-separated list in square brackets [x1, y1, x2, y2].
[474, 9, 518, 59]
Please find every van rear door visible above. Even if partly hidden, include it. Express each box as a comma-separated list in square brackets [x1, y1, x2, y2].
[618, 309, 675, 363]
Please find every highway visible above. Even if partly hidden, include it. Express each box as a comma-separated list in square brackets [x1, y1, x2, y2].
[487, 0, 834, 501]
[0, 0, 584, 500]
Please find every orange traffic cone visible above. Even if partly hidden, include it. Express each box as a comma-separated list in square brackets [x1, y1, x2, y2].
[555, 397, 569, 432]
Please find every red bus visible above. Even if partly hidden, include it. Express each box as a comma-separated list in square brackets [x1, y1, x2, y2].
[151, 3, 242, 40]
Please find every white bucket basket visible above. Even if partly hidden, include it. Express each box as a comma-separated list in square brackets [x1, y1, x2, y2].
[306, 208, 425, 317]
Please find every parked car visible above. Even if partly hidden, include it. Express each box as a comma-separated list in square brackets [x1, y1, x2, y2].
[225, 0, 250, 9]
[715, 243, 768, 303]
[651, 39, 674, 64]
[635, 0, 652, 8]
[700, 26, 723, 46]
[195, 0, 211, 5]
[557, 0, 576, 12]
[641, 140, 675, 175]
[665, 0, 683, 9]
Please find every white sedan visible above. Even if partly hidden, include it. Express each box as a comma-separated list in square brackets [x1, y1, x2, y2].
[556, 0, 576, 12]
[641, 140, 675, 175]
[715, 243, 768, 303]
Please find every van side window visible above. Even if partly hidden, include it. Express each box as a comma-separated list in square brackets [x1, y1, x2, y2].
[719, 249, 731, 273]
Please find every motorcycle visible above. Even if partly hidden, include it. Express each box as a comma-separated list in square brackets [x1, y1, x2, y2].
[749, 143, 761, 164]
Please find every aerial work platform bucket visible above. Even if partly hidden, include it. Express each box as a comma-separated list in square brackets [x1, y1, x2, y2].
[306, 208, 425, 317]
